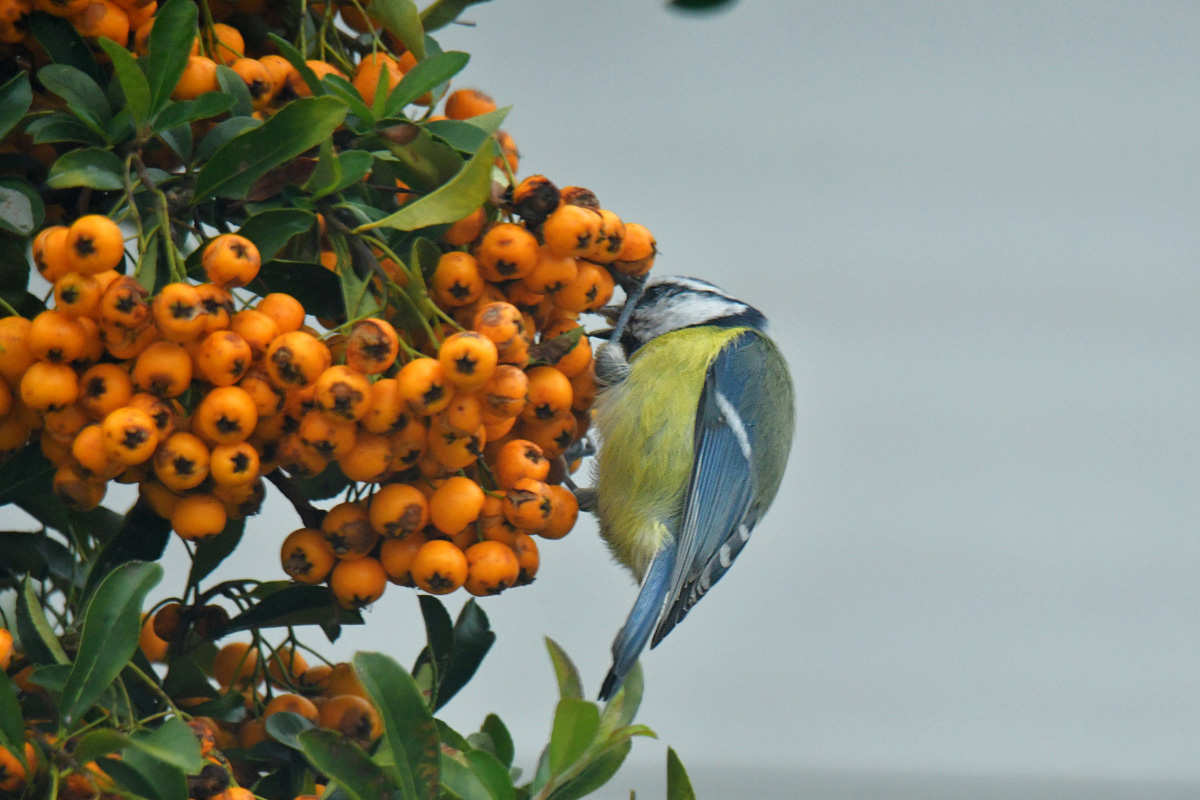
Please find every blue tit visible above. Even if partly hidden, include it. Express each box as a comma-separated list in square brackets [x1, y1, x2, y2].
[588, 276, 795, 700]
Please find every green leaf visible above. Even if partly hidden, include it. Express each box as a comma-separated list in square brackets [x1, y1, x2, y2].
[187, 517, 244, 587]
[354, 651, 440, 800]
[666, 747, 696, 800]
[216, 64, 255, 118]
[547, 699, 600, 779]
[0, 72, 32, 144]
[38, 63, 111, 136]
[17, 576, 69, 665]
[25, 112, 105, 145]
[265, 710, 314, 750]
[458, 105, 510, 136]
[285, 460, 351, 500]
[223, 583, 361, 632]
[0, 178, 44, 236]
[151, 93, 236, 134]
[194, 116, 261, 164]
[72, 729, 129, 765]
[119, 744, 189, 800]
[420, 0, 492, 32]
[86, 503, 171, 598]
[545, 739, 631, 800]
[602, 660, 643, 731]
[371, 0, 425, 60]
[97, 37, 151, 127]
[0, 671, 23, 761]
[297, 728, 393, 800]
[0, 531, 80, 587]
[423, 119, 493, 156]
[161, 655, 218, 703]
[544, 638, 583, 700]
[60, 561, 163, 726]
[384, 51, 468, 115]
[193, 95, 347, 202]
[414, 594, 453, 696]
[301, 138, 341, 197]
[267, 34, 324, 97]
[322, 74, 376, 129]
[325, 150, 373, 197]
[358, 137, 494, 232]
[236, 208, 317, 262]
[435, 600, 495, 711]
[441, 747, 509, 800]
[74, 719, 202, 775]
[0, 445, 54, 509]
[480, 714, 514, 768]
[144, 0, 198, 113]
[465, 750, 514, 800]
[46, 147, 125, 190]
[335, 234, 380, 321]
[29, 12, 100, 81]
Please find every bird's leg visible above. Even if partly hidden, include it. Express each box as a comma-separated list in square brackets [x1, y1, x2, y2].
[608, 273, 647, 346]
[562, 438, 598, 512]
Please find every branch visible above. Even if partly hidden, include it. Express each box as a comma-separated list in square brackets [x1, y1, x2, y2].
[266, 469, 323, 529]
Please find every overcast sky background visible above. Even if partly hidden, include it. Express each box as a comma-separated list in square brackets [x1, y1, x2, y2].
[9, 1, 1200, 797]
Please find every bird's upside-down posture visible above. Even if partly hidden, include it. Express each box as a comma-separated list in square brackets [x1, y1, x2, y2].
[588, 277, 794, 700]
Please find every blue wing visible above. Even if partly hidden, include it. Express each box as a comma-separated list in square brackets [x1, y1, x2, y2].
[650, 331, 772, 647]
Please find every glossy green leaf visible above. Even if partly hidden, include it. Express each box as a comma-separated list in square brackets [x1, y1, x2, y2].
[0, 443, 51, 508]
[602, 660, 643, 730]
[384, 51, 468, 114]
[420, 0, 492, 32]
[286, 461, 351, 501]
[322, 74, 376, 129]
[161, 655, 218, 704]
[29, 12, 100, 80]
[0, 72, 31, 144]
[544, 638, 583, 700]
[415, 594, 454, 694]
[435, 600, 495, 711]
[247, 259, 346, 320]
[144, 0, 198, 112]
[187, 517, 244, 587]
[334, 234, 380, 321]
[25, 112, 105, 145]
[545, 739, 631, 800]
[60, 560, 163, 726]
[71, 729, 129, 765]
[46, 147, 125, 190]
[216, 64, 255, 118]
[151, 93, 235, 134]
[223, 583, 361, 632]
[357, 137, 494, 232]
[371, 0, 425, 60]
[547, 699, 600, 778]
[666, 747, 696, 800]
[194, 96, 347, 201]
[37, 63, 111, 135]
[194, 116, 260, 163]
[265, 710, 314, 750]
[0, 672, 23, 761]
[354, 651, 440, 800]
[480, 714, 514, 768]
[0, 531, 79, 586]
[236, 208, 317, 262]
[120, 744, 189, 800]
[458, 105, 510, 136]
[465, 750, 514, 800]
[85, 503, 171, 598]
[267, 34, 324, 97]
[425, 119, 494, 155]
[297, 728, 393, 800]
[441, 747, 508, 800]
[74, 719, 202, 774]
[0, 178, 44, 236]
[17, 576, 68, 665]
[97, 37, 150, 127]
[302, 139, 341, 196]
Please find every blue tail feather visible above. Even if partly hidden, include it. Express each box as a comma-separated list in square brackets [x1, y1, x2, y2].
[598, 542, 676, 701]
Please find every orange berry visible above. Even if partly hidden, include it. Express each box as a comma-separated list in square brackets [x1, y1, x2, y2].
[228, 308, 280, 364]
[258, 54, 292, 98]
[494, 439, 549, 488]
[429, 475, 484, 535]
[444, 88, 496, 120]
[265, 646, 309, 685]
[239, 369, 285, 417]
[276, 432, 328, 477]
[28, 309, 87, 363]
[132, 340, 192, 397]
[472, 301, 526, 351]
[0, 628, 12, 671]
[378, 530, 427, 586]
[329, 556, 387, 608]
[368, 482, 428, 538]
[554, 261, 614, 314]
[427, 420, 485, 470]
[396, 357, 451, 415]
[139, 612, 168, 662]
[196, 330, 252, 386]
[613, 222, 657, 276]
[0, 316, 35, 385]
[170, 493, 226, 540]
[202, 234, 260, 289]
[388, 413, 428, 469]
[74, 0, 129, 43]
[539, 319, 591, 377]
[266, 330, 330, 390]
[151, 282, 206, 342]
[196, 283, 234, 334]
[193, 385, 257, 444]
[502, 477, 552, 531]
[313, 365, 373, 422]
[438, 391, 484, 434]
[212, 641, 259, 688]
[256, 292, 305, 333]
[321, 501, 377, 560]
[359, 378, 405, 434]
[298, 410, 357, 460]
[289, 59, 346, 97]
[281, 527, 336, 584]
[100, 405, 158, 464]
[33, 225, 72, 281]
[127, 391, 175, 437]
[523, 245, 578, 295]
[352, 52, 402, 106]
[318, 694, 381, 743]
[431, 251, 485, 308]
[438, 331, 497, 393]
[345, 319, 398, 375]
[538, 484, 578, 539]
[53, 271, 103, 317]
[511, 531, 540, 583]
[521, 366, 573, 423]
[231, 57, 273, 108]
[202, 21, 243, 65]
[19, 360, 77, 412]
[53, 461, 105, 510]
[475, 222, 539, 282]
[463, 540, 520, 596]
[172, 54, 219, 101]
[65, 214, 124, 274]
[209, 441, 259, 485]
[71, 424, 120, 479]
[99, 275, 151, 330]
[517, 411, 576, 458]
[411, 539, 468, 595]
[337, 432, 392, 483]
[263, 693, 319, 722]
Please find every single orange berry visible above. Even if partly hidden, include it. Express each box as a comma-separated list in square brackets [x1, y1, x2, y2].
[329, 556, 387, 608]
[202, 234, 261, 289]
[463, 540, 520, 596]
[281, 527, 336, 584]
[171, 493, 227, 541]
[65, 214, 124, 274]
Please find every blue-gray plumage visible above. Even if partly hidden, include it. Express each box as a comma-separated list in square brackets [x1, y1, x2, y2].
[590, 277, 794, 701]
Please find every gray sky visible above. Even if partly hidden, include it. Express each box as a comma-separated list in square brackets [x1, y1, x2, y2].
[9, 1, 1200, 796]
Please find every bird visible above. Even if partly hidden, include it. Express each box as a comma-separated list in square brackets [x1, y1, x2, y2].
[585, 276, 795, 701]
